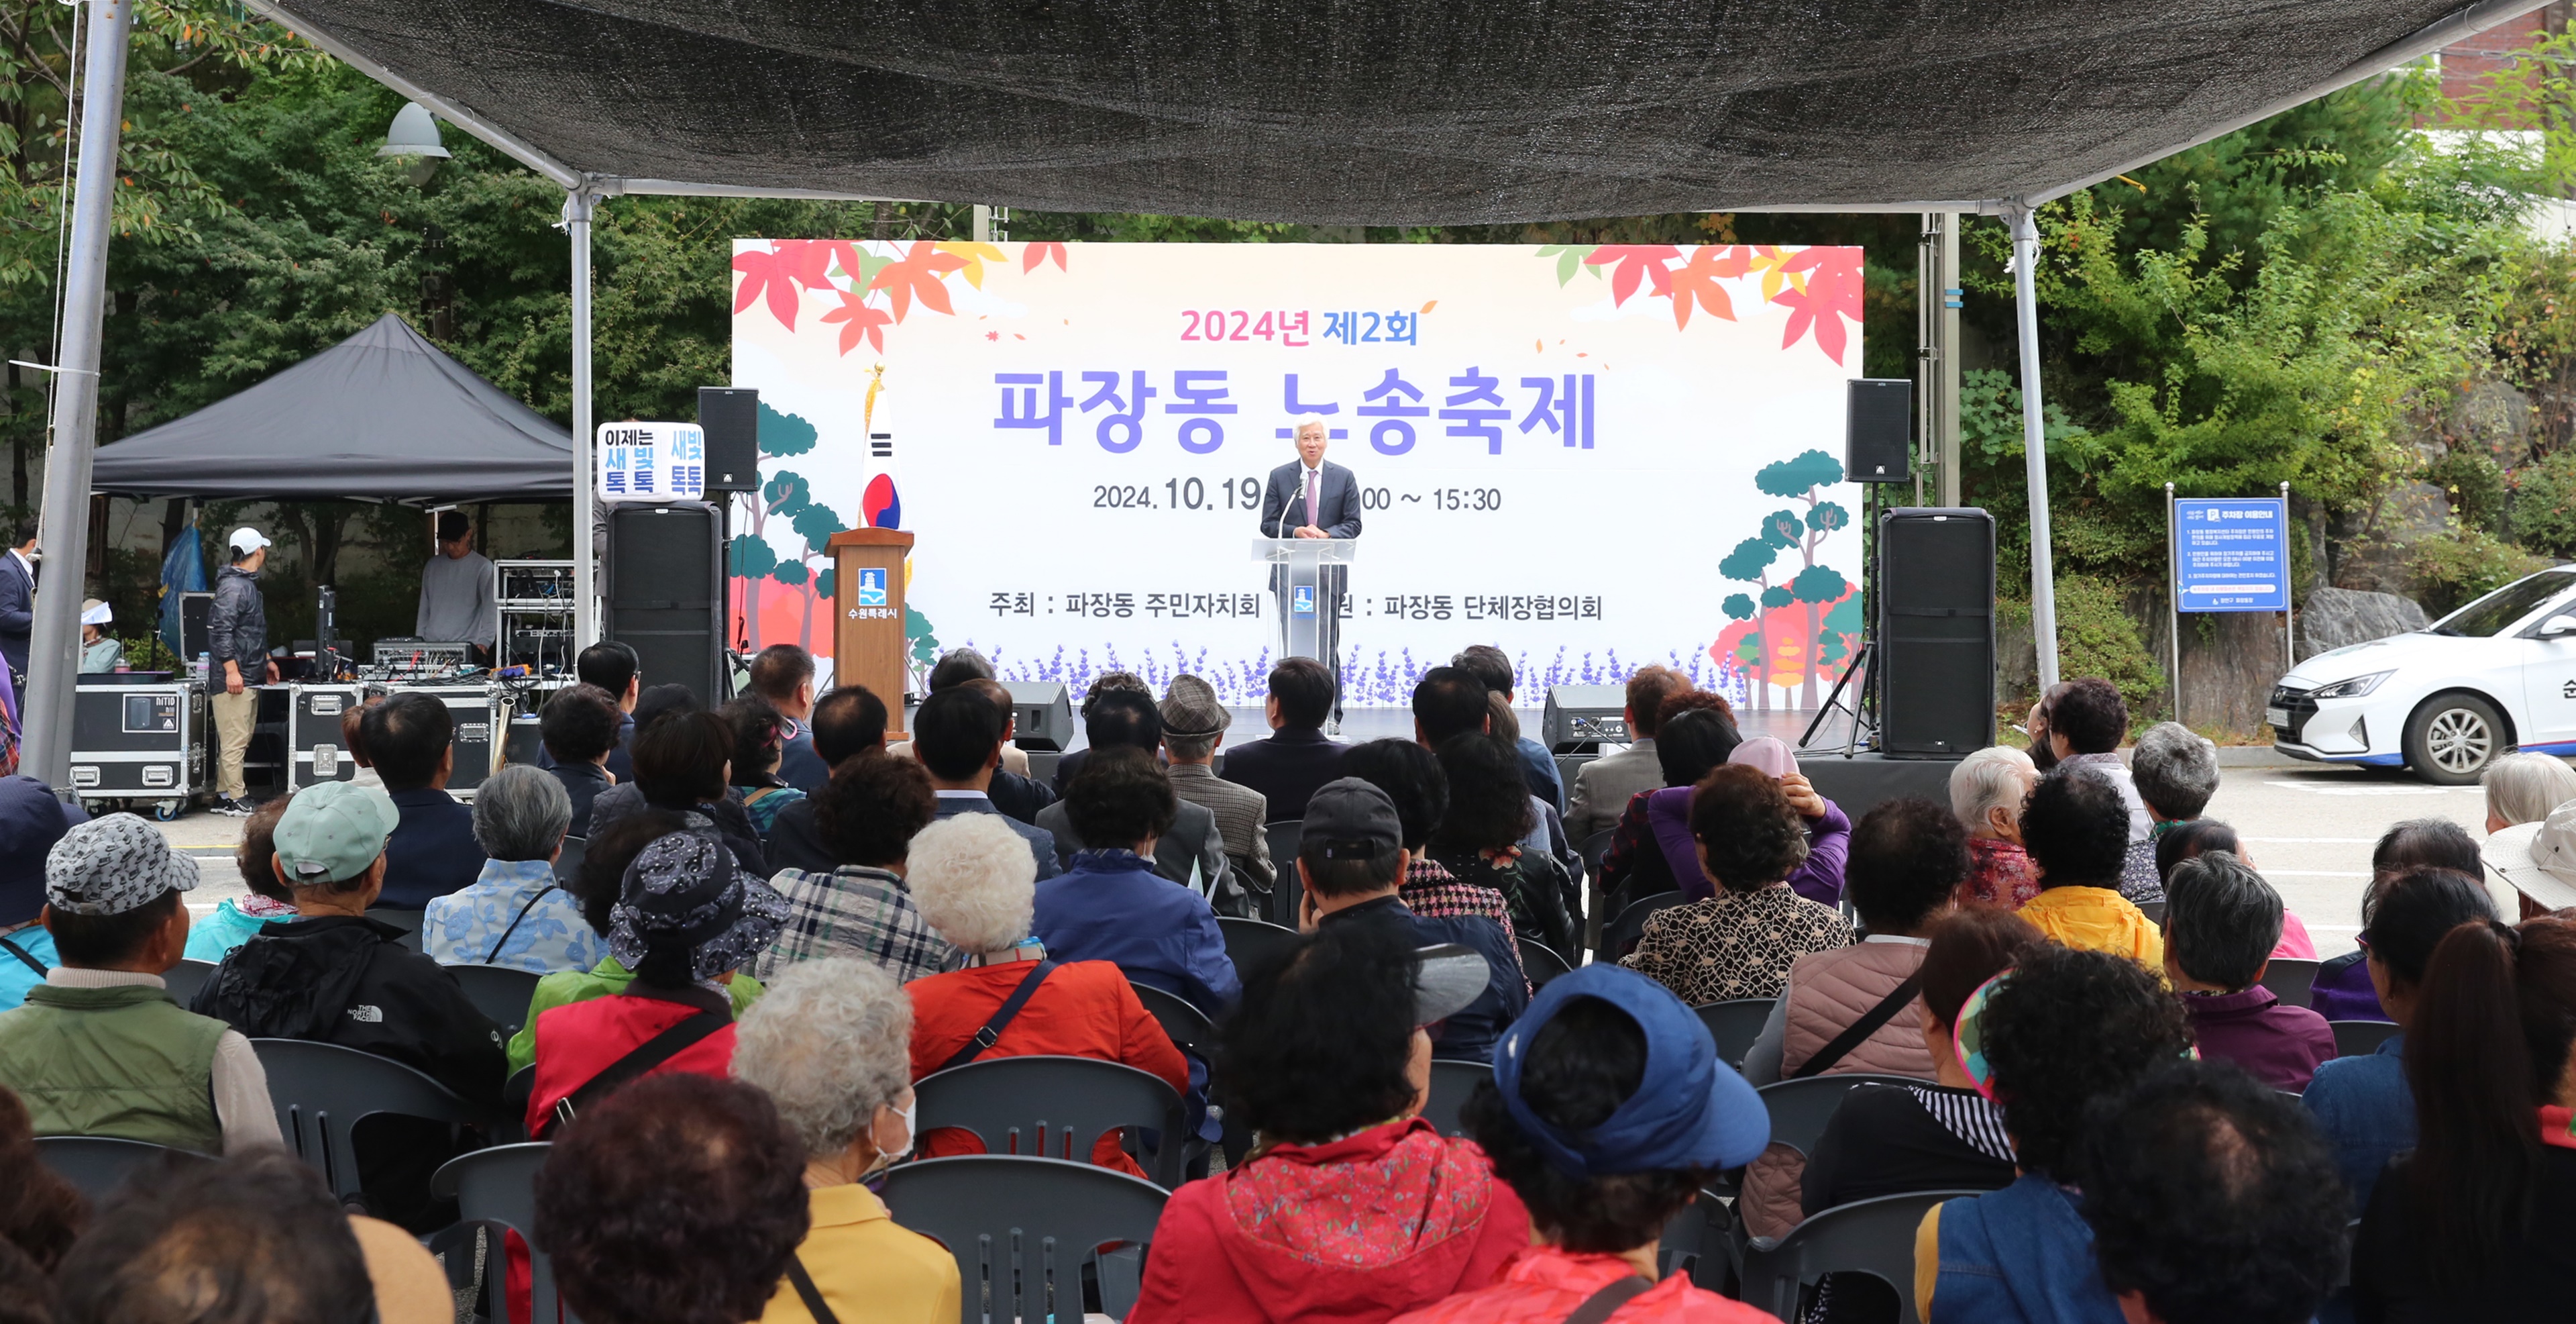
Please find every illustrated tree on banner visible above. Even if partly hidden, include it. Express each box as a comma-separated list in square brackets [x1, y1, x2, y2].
[1716, 449, 1855, 710]
[729, 402, 818, 652]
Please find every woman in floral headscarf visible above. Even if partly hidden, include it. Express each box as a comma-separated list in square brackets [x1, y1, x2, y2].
[523, 827, 790, 1138]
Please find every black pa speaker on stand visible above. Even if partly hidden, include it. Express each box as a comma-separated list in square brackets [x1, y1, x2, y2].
[1876, 507, 1996, 756]
[606, 503, 727, 707]
[699, 388, 760, 493]
[1846, 379, 1914, 484]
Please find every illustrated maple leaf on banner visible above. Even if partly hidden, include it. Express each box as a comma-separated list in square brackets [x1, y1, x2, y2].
[1022, 242, 1069, 273]
[1771, 247, 1864, 364]
[1535, 244, 1601, 286]
[1741, 246, 1807, 304]
[1663, 246, 1752, 329]
[819, 292, 894, 355]
[867, 241, 969, 321]
[936, 241, 1009, 289]
[1581, 244, 1681, 306]
[733, 244, 805, 331]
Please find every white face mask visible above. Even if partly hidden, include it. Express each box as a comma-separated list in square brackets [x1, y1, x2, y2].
[864, 1097, 917, 1177]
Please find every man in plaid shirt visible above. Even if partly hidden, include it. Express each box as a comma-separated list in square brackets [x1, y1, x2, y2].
[756, 752, 957, 984]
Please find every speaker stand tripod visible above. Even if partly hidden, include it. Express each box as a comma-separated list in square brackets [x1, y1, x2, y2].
[1799, 640, 1878, 757]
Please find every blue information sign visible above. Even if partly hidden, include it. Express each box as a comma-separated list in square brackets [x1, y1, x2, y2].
[2173, 498, 2289, 612]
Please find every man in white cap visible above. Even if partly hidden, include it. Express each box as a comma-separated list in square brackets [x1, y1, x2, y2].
[78, 599, 122, 673]
[208, 527, 274, 817]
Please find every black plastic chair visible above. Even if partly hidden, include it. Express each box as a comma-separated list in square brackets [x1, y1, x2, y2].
[913, 1054, 1190, 1188]
[34, 1135, 211, 1201]
[552, 834, 586, 888]
[2261, 957, 2322, 1010]
[1418, 1058, 1489, 1138]
[1218, 916, 1301, 975]
[881, 1155, 1170, 1324]
[2138, 898, 2167, 928]
[162, 958, 218, 1007]
[1756, 1074, 1933, 1163]
[252, 1038, 495, 1201]
[1740, 1188, 1988, 1324]
[430, 1143, 571, 1324]
[1517, 936, 1573, 988]
[1578, 829, 1615, 880]
[1600, 889, 1686, 960]
[2333, 1019, 2400, 1058]
[442, 962, 543, 1038]
[1128, 982, 1218, 1060]
[364, 906, 425, 954]
[1263, 821, 1303, 925]
[1695, 999, 1777, 1071]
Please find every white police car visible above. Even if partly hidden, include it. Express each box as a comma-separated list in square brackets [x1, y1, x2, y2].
[2272, 566, 2576, 784]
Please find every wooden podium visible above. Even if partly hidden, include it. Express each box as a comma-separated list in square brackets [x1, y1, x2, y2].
[827, 529, 916, 729]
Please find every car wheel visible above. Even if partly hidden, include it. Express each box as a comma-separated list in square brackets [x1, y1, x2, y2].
[2404, 693, 2507, 785]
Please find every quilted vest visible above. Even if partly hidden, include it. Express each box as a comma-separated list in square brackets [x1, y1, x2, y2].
[0, 983, 227, 1153]
[1741, 941, 1937, 1240]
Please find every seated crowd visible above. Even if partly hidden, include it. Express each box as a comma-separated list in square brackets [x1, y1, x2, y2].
[1, 652, 2571, 1324]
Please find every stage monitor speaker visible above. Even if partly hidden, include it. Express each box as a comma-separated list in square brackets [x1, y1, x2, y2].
[1542, 685, 1630, 754]
[606, 503, 726, 707]
[1847, 378, 1914, 484]
[1877, 507, 1996, 758]
[699, 387, 759, 493]
[1002, 681, 1075, 752]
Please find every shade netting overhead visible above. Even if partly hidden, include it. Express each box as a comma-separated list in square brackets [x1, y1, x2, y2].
[252, 0, 2537, 224]
[91, 314, 573, 503]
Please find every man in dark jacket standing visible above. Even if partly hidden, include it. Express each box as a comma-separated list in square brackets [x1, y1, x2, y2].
[207, 529, 275, 816]
[0, 520, 36, 714]
[194, 780, 504, 1225]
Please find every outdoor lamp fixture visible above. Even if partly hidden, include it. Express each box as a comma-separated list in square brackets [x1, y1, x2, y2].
[377, 101, 450, 186]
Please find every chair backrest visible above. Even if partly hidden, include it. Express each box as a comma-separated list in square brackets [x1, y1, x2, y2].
[2138, 898, 2167, 928]
[2260, 957, 2322, 1010]
[1695, 999, 1777, 1070]
[443, 962, 544, 1037]
[1578, 829, 1615, 880]
[1757, 1074, 1933, 1162]
[1419, 1058, 1490, 1138]
[1217, 917, 1301, 976]
[1517, 937, 1573, 988]
[553, 834, 586, 887]
[1740, 1188, 1990, 1324]
[913, 1054, 1189, 1187]
[162, 958, 219, 1007]
[881, 1155, 1170, 1324]
[1127, 983, 1217, 1061]
[2333, 1018, 2402, 1060]
[34, 1135, 211, 1202]
[251, 1037, 494, 1200]
[1264, 821, 1303, 925]
[1601, 890, 1686, 960]
[431, 1143, 569, 1324]
[365, 907, 425, 954]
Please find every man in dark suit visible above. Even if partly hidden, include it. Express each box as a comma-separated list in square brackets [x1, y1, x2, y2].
[748, 643, 829, 793]
[913, 686, 1060, 880]
[1258, 421, 1362, 726]
[1218, 657, 1347, 823]
[362, 691, 486, 909]
[538, 641, 639, 782]
[0, 521, 36, 711]
[763, 682, 890, 874]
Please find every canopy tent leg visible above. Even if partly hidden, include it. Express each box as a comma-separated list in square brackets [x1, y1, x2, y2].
[568, 185, 597, 649]
[2007, 201, 2060, 693]
[23, 0, 138, 788]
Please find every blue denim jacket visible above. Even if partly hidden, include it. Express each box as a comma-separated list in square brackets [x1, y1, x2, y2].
[1927, 1174, 2125, 1324]
[2304, 1031, 2410, 1214]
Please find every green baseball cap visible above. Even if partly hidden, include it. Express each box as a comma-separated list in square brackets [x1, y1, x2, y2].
[274, 782, 398, 885]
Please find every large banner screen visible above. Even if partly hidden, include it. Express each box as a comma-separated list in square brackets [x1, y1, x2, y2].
[729, 240, 1867, 709]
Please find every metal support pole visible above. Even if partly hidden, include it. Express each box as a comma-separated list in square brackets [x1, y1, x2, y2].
[2008, 203, 2060, 691]
[567, 185, 598, 648]
[1937, 217, 1962, 508]
[2167, 482, 2182, 727]
[972, 205, 992, 244]
[22, 0, 137, 789]
[2282, 478, 2294, 672]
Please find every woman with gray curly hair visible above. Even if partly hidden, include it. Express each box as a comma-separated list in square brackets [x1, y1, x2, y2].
[733, 958, 959, 1323]
[900, 813, 1187, 1180]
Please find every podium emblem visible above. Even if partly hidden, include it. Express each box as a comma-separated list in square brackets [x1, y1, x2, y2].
[1291, 585, 1316, 616]
[857, 568, 889, 607]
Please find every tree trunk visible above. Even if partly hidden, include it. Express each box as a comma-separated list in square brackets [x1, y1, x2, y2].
[872, 201, 893, 241]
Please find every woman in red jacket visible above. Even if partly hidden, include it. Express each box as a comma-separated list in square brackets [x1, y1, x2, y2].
[525, 825, 789, 1136]
[1128, 920, 1529, 1324]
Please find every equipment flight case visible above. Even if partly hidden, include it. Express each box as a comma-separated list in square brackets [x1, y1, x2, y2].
[67, 674, 207, 820]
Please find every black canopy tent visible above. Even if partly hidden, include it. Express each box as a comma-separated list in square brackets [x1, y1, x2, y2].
[90, 314, 573, 503]
[20, 0, 2551, 786]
